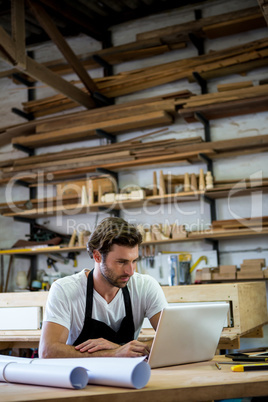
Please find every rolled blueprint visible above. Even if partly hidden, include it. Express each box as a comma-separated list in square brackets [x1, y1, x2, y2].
[0, 361, 88, 389]
[32, 356, 151, 389]
[0, 355, 151, 389]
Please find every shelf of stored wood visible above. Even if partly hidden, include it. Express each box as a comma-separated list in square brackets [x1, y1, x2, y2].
[2, 183, 268, 218]
[1, 227, 268, 256]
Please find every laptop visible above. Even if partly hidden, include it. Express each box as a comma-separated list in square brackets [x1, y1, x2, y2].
[147, 302, 229, 369]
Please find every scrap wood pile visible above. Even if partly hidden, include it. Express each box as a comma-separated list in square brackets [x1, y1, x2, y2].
[1, 134, 268, 185]
[20, 37, 268, 118]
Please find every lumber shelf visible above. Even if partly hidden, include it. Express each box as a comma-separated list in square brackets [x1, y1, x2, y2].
[2, 183, 268, 218]
[0, 183, 268, 217]
[1, 228, 268, 256]
[0, 245, 85, 256]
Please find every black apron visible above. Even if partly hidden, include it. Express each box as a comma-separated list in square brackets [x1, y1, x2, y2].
[73, 269, 135, 346]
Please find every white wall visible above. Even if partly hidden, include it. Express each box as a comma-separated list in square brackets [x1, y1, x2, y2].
[0, 0, 268, 322]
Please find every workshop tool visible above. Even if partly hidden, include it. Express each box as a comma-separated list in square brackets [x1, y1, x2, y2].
[178, 253, 192, 285]
[168, 255, 179, 286]
[149, 245, 155, 268]
[68, 252, 78, 268]
[158, 252, 163, 278]
[190, 255, 208, 274]
[46, 257, 59, 272]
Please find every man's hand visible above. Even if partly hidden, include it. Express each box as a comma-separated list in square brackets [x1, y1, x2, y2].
[75, 338, 150, 357]
[75, 338, 119, 353]
[114, 340, 150, 357]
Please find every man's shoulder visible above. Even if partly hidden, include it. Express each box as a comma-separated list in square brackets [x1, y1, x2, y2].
[51, 269, 88, 294]
[131, 272, 158, 283]
[128, 272, 159, 292]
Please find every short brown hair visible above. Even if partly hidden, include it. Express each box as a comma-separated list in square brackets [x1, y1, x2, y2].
[87, 217, 142, 258]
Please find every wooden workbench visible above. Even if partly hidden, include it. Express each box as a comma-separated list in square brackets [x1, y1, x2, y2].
[0, 357, 268, 402]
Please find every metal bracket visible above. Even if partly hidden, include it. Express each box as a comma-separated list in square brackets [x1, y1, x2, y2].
[93, 91, 113, 106]
[96, 167, 118, 182]
[194, 112, 211, 142]
[204, 238, 219, 264]
[198, 152, 213, 173]
[13, 143, 34, 156]
[12, 73, 32, 87]
[13, 217, 36, 224]
[11, 107, 34, 121]
[14, 179, 31, 188]
[192, 71, 207, 94]
[96, 128, 116, 143]
[92, 54, 112, 70]
[201, 194, 216, 222]
[188, 33, 204, 56]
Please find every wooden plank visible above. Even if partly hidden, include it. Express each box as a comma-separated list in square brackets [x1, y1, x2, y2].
[203, 12, 266, 39]
[179, 95, 268, 122]
[182, 84, 268, 108]
[34, 91, 189, 133]
[28, 0, 98, 97]
[217, 81, 253, 92]
[12, 110, 173, 148]
[4, 150, 132, 172]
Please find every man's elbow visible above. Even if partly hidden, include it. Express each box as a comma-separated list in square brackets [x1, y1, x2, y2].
[38, 341, 56, 359]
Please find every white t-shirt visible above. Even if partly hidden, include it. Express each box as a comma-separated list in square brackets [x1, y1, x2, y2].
[44, 269, 167, 345]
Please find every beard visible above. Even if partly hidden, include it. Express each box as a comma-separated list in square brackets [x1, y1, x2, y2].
[99, 260, 130, 288]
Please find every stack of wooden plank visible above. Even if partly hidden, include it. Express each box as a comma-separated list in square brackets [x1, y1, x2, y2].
[212, 216, 268, 231]
[10, 82, 268, 149]
[136, 6, 265, 42]
[237, 259, 266, 279]
[206, 177, 268, 199]
[1, 134, 268, 185]
[1, 6, 263, 83]
[211, 266, 237, 281]
[0, 136, 203, 183]
[179, 84, 268, 122]
[0, 90, 191, 148]
[19, 37, 268, 117]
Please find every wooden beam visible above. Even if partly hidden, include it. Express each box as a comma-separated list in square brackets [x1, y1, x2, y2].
[0, 26, 17, 62]
[28, 0, 99, 98]
[26, 57, 96, 109]
[0, 26, 96, 109]
[11, 0, 26, 68]
[258, 0, 268, 25]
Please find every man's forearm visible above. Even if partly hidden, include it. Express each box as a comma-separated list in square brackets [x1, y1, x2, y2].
[39, 342, 120, 358]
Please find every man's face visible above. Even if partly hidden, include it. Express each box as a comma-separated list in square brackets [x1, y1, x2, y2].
[98, 244, 139, 288]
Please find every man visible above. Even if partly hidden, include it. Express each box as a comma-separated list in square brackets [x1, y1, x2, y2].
[39, 217, 167, 358]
